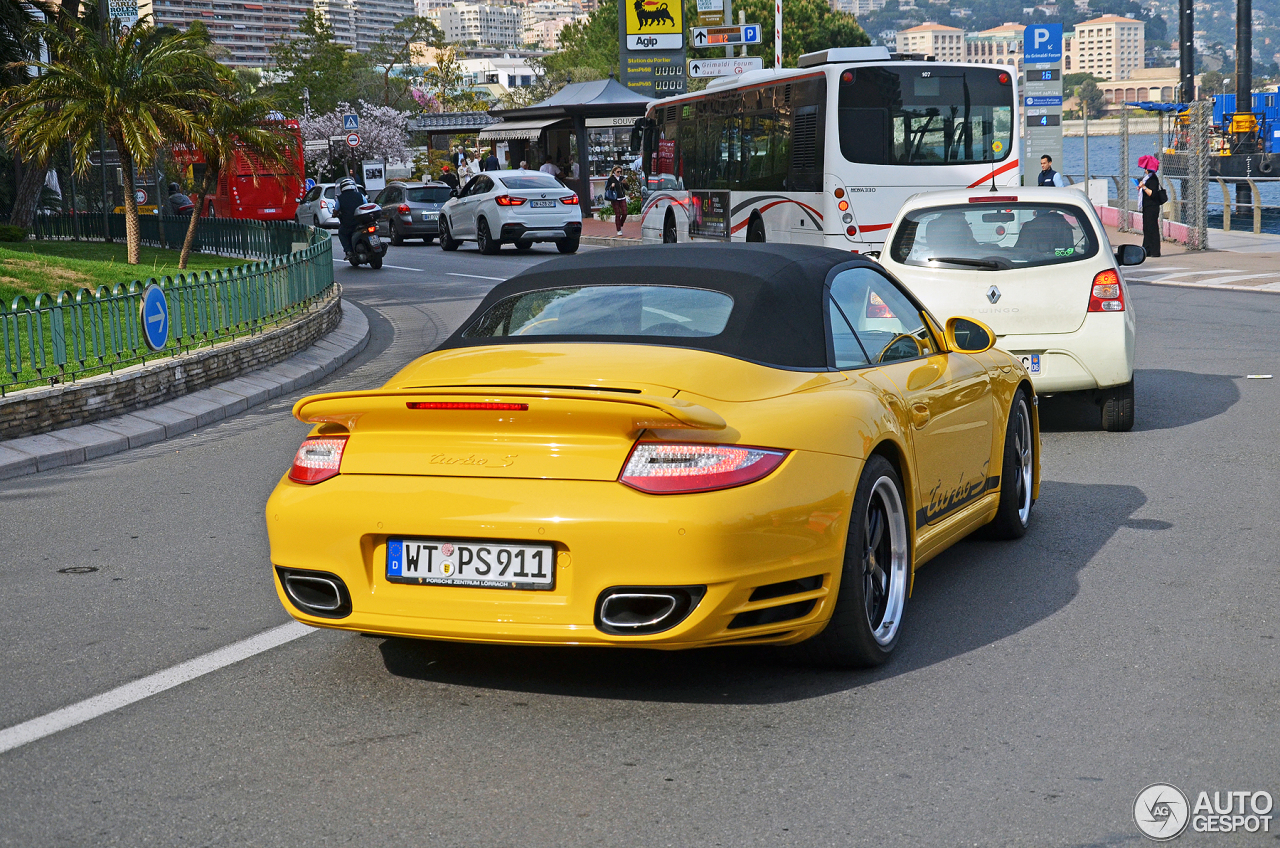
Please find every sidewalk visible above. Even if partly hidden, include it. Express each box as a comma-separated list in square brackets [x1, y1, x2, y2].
[0, 303, 370, 481]
[580, 215, 642, 246]
[1107, 224, 1280, 293]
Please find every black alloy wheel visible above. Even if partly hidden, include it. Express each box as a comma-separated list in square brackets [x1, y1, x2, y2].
[439, 217, 459, 251]
[477, 219, 501, 255]
[389, 221, 404, 245]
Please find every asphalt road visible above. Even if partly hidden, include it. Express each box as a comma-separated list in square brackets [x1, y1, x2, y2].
[0, 239, 1277, 847]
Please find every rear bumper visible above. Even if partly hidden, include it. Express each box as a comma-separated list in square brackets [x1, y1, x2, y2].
[265, 450, 859, 648]
[997, 311, 1135, 393]
[392, 213, 441, 235]
[499, 221, 582, 243]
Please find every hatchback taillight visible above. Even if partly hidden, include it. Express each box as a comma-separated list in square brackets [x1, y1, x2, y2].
[289, 436, 348, 484]
[560, 195, 580, 205]
[397, 203, 410, 214]
[494, 195, 526, 206]
[619, 443, 788, 494]
[1088, 269, 1125, 312]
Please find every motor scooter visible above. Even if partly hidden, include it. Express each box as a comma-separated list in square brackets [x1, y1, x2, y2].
[348, 203, 387, 269]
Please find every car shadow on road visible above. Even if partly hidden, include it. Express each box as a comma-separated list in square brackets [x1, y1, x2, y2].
[375, 480, 1157, 704]
[1037, 368, 1239, 432]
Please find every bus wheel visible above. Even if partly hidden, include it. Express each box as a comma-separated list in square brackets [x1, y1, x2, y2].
[747, 218, 766, 243]
[663, 212, 678, 244]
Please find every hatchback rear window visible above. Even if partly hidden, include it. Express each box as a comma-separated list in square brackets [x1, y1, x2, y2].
[889, 203, 1099, 270]
[498, 175, 564, 190]
[462, 286, 734, 339]
[405, 187, 452, 203]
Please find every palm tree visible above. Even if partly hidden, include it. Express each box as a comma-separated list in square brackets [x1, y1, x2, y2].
[176, 80, 299, 269]
[1, 0, 55, 228]
[0, 14, 223, 262]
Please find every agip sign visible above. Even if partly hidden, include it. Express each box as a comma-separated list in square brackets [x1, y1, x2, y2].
[619, 0, 685, 97]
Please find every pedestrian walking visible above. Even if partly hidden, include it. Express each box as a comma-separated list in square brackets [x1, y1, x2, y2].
[1138, 154, 1164, 257]
[1038, 155, 1066, 187]
[483, 148, 499, 172]
[605, 166, 629, 237]
[439, 165, 458, 190]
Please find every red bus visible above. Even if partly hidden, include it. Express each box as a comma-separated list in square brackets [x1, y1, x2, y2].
[172, 119, 305, 221]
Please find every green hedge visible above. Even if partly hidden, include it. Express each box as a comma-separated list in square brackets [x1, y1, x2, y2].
[0, 225, 29, 242]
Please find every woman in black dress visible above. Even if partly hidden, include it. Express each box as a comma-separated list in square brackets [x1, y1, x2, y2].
[1138, 154, 1162, 257]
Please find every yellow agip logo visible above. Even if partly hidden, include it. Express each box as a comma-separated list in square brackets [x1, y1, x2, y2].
[626, 0, 682, 35]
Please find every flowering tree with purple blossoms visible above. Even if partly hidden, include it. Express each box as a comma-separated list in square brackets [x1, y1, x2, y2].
[299, 102, 409, 178]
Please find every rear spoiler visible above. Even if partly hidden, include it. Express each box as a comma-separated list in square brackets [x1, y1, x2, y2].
[293, 387, 727, 432]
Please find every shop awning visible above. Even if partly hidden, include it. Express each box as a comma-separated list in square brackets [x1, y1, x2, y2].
[478, 118, 567, 141]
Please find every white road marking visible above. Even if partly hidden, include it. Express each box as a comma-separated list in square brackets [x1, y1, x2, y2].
[447, 272, 507, 281]
[1189, 273, 1274, 286]
[1146, 269, 1244, 281]
[0, 622, 314, 755]
[383, 264, 423, 272]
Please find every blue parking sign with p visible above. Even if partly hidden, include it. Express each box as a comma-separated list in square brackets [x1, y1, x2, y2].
[1023, 24, 1062, 63]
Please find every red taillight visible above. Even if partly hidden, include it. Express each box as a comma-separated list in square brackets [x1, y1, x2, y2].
[406, 401, 529, 411]
[289, 436, 347, 485]
[1088, 269, 1126, 312]
[834, 187, 846, 199]
[866, 290, 896, 318]
[619, 443, 788, 494]
[838, 200, 849, 211]
[970, 196, 1019, 203]
[846, 225, 858, 236]
[397, 203, 410, 214]
[494, 195, 526, 206]
[998, 72, 1011, 84]
[560, 195, 580, 205]
[367, 225, 375, 233]
[320, 200, 329, 210]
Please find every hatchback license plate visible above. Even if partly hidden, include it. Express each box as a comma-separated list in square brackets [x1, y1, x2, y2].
[1019, 354, 1042, 374]
[387, 538, 554, 590]
[529, 200, 556, 208]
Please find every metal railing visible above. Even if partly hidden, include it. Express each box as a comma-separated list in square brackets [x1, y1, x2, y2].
[2, 216, 334, 395]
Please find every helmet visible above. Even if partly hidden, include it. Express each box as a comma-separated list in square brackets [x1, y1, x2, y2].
[337, 177, 357, 193]
[168, 182, 181, 193]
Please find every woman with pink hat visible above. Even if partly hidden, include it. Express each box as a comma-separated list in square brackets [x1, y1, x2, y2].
[1138, 154, 1164, 257]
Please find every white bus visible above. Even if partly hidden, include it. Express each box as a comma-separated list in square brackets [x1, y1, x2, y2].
[636, 46, 1022, 252]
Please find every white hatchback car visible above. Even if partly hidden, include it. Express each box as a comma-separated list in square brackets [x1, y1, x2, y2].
[439, 170, 583, 255]
[879, 187, 1143, 431]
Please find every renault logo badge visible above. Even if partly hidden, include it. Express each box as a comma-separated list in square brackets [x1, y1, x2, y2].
[987, 285, 1001, 304]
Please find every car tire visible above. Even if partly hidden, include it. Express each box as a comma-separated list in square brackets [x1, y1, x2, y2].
[983, 387, 1036, 540]
[746, 218, 766, 242]
[663, 212, 678, 244]
[514, 239, 533, 251]
[439, 217, 459, 251]
[1101, 379, 1135, 432]
[477, 219, 501, 255]
[556, 234, 580, 254]
[390, 222, 404, 245]
[799, 454, 910, 668]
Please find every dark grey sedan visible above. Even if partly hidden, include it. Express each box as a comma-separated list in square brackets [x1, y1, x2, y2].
[374, 181, 453, 244]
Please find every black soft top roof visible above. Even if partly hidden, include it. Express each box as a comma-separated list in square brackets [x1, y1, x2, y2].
[440, 244, 885, 370]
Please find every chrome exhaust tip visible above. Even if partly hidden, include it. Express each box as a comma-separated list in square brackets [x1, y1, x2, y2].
[595, 586, 705, 635]
[276, 567, 352, 619]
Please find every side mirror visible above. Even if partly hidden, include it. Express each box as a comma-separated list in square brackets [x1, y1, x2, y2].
[945, 316, 996, 354]
[1115, 243, 1146, 266]
[630, 127, 642, 154]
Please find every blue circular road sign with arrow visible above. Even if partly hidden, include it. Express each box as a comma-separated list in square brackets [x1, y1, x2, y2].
[139, 283, 169, 351]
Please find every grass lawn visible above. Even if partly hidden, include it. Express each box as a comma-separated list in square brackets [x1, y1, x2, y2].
[0, 241, 246, 310]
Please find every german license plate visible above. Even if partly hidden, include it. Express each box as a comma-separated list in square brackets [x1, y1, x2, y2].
[386, 538, 554, 590]
[530, 200, 556, 208]
[1019, 354, 1042, 374]
[423, 211, 438, 219]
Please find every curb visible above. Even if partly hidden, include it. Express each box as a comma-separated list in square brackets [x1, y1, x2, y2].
[0, 300, 370, 481]
[581, 236, 643, 247]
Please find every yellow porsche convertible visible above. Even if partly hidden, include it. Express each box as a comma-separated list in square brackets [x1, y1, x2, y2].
[266, 244, 1040, 667]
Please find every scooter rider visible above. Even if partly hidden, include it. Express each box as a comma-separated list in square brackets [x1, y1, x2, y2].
[334, 177, 366, 260]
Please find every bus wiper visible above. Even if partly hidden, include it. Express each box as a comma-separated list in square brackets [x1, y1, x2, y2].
[928, 256, 1003, 270]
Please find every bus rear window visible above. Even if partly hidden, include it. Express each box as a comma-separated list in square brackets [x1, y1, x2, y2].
[837, 67, 1013, 167]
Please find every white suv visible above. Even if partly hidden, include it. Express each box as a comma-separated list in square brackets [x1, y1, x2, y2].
[439, 170, 583, 255]
[879, 187, 1142, 431]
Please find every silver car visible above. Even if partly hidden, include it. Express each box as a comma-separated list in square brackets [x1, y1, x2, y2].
[296, 183, 338, 229]
[374, 181, 453, 244]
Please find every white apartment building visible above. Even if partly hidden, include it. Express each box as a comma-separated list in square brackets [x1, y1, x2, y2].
[139, 0, 311, 67]
[1065, 15, 1145, 81]
[414, 0, 454, 15]
[522, 0, 576, 22]
[896, 22, 966, 60]
[438, 2, 524, 48]
[316, 0, 415, 52]
[964, 22, 1025, 74]
[524, 17, 572, 50]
